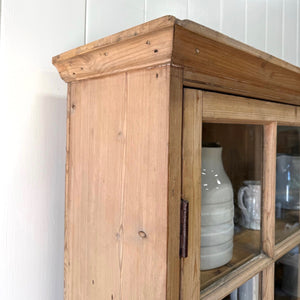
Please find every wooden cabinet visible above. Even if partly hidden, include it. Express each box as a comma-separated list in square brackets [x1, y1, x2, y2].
[53, 16, 300, 300]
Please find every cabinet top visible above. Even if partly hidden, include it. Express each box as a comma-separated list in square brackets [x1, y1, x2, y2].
[53, 16, 300, 105]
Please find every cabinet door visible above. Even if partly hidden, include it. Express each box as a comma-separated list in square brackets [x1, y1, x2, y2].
[181, 88, 289, 299]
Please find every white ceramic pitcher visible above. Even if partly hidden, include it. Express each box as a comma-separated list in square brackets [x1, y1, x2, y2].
[238, 181, 261, 230]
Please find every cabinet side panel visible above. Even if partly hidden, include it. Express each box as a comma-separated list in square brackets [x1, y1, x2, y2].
[66, 67, 172, 299]
[121, 67, 170, 299]
[66, 74, 128, 299]
[64, 84, 71, 300]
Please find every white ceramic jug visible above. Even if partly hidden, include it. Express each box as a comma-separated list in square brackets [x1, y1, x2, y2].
[201, 145, 234, 270]
[238, 181, 261, 230]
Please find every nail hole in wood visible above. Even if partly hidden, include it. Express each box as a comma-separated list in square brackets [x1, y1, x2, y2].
[156, 73, 159, 78]
[146, 40, 151, 45]
[71, 104, 76, 110]
[80, 67, 83, 70]
[92, 280, 95, 285]
[72, 72, 76, 75]
[138, 231, 147, 238]
[154, 49, 158, 53]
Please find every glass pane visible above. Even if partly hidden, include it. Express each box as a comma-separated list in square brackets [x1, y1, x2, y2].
[275, 246, 300, 299]
[276, 126, 300, 244]
[201, 123, 262, 289]
[222, 274, 261, 300]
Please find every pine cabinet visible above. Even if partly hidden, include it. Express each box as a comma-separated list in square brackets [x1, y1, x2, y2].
[53, 16, 300, 299]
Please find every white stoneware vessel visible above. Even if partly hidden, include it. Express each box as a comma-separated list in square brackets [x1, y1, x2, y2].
[238, 181, 261, 230]
[201, 145, 234, 270]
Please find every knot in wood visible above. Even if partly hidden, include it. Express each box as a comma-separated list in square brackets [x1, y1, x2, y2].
[138, 231, 147, 238]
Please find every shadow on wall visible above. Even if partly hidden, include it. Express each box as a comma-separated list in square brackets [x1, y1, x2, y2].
[0, 70, 67, 300]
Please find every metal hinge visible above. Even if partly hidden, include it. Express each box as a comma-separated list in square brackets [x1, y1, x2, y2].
[180, 199, 189, 258]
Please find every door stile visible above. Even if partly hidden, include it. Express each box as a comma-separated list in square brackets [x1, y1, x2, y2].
[180, 88, 203, 300]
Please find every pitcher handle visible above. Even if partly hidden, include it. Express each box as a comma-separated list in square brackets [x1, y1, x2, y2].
[238, 186, 250, 223]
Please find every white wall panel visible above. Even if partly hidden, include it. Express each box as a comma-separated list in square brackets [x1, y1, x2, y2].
[146, 0, 187, 21]
[283, 0, 298, 65]
[188, 0, 221, 31]
[222, 0, 246, 42]
[266, 0, 283, 59]
[87, 0, 145, 43]
[0, 0, 85, 299]
[246, 0, 267, 51]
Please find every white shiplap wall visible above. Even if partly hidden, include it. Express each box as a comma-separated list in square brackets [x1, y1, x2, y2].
[87, 0, 300, 66]
[0, 0, 299, 299]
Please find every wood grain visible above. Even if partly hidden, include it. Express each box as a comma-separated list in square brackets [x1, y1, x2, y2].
[66, 74, 128, 300]
[202, 91, 300, 125]
[262, 263, 274, 300]
[64, 83, 71, 300]
[65, 66, 175, 299]
[262, 123, 277, 258]
[201, 254, 272, 300]
[176, 19, 300, 75]
[181, 88, 203, 300]
[53, 15, 300, 106]
[53, 15, 176, 63]
[174, 25, 300, 105]
[167, 67, 183, 300]
[121, 66, 171, 299]
[53, 27, 174, 83]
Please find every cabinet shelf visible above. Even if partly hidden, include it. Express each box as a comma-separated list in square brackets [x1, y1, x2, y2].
[201, 228, 260, 290]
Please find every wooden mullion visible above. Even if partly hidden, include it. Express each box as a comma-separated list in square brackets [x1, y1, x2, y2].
[180, 88, 203, 300]
[261, 263, 274, 300]
[262, 123, 277, 258]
